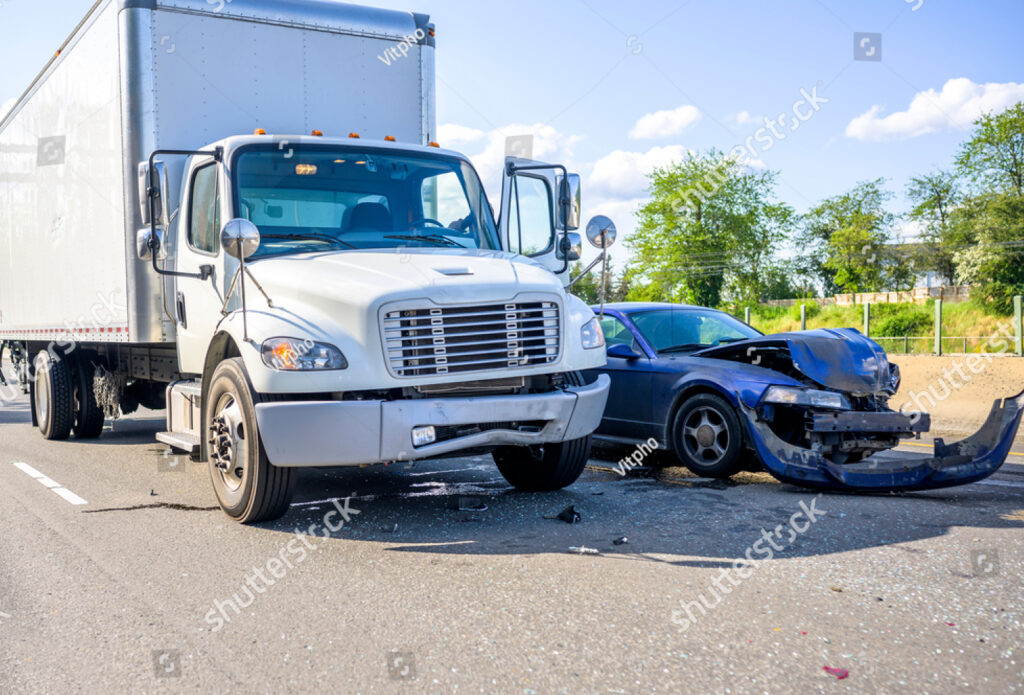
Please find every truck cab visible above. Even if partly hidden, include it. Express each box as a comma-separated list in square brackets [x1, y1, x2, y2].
[143, 134, 611, 522]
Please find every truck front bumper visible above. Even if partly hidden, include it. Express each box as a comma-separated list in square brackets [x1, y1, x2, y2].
[254, 375, 610, 467]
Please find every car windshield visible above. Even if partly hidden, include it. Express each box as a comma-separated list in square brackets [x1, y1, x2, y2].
[232, 145, 500, 259]
[629, 308, 761, 353]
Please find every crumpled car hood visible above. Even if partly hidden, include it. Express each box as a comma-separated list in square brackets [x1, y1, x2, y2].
[695, 327, 890, 395]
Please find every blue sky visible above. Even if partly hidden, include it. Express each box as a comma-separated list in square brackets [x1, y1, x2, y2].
[2, 0, 1023, 260]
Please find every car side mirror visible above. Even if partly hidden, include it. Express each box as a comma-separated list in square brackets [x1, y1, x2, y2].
[607, 343, 641, 360]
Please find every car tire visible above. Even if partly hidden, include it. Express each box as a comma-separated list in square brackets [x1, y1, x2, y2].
[672, 393, 744, 478]
[72, 352, 105, 439]
[205, 358, 296, 524]
[32, 350, 75, 441]
[492, 372, 592, 492]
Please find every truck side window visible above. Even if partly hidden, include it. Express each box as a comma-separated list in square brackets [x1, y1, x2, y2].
[508, 175, 553, 257]
[189, 164, 220, 254]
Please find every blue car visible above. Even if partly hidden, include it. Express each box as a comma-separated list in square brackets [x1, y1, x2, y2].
[585, 302, 1024, 492]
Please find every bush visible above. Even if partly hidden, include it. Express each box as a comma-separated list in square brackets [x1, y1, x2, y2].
[870, 303, 932, 337]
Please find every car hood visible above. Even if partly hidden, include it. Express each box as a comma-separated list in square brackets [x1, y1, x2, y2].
[694, 328, 892, 395]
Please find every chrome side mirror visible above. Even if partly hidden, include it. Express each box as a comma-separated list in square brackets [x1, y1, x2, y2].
[136, 228, 166, 261]
[221, 219, 261, 260]
[138, 160, 169, 226]
[558, 232, 582, 261]
[557, 174, 581, 231]
[585, 215, 617, 249]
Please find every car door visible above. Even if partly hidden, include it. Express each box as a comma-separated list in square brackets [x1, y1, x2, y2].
[593, 313, 654, 439]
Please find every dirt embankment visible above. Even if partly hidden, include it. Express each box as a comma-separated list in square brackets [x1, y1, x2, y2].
[891, 355, 1024, 435]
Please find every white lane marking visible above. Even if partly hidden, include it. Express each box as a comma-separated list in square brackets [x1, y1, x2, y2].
[11, 462, 88, 506]
[0, 612, 10, 619]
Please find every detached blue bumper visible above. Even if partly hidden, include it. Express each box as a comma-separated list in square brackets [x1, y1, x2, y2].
[741, 390, 1024, 492]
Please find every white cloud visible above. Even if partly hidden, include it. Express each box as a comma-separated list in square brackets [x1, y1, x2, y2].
[436, 123, 485, 147]
[590, 145, 690, 200]
[0, 97, 16, 123]
[628, 105, 702, 139]
[845, 78, 1024, 141]
[731, 111, 761, 127]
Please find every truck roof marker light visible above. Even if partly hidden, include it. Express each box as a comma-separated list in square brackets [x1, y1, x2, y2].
[349, 132, 361, 139]
[429, 141, 441, 148]
[254, 128, 267, 135]
[311, 130, 323, 137]
[384, 135, 396, 142]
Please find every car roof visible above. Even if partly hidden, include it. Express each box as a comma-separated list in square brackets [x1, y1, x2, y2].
[590, 302, 716, 314]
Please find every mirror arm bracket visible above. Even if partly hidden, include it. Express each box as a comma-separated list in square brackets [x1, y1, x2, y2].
[146, 146, 224, 279]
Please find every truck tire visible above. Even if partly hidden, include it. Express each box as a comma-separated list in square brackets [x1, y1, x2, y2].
[72, 352, 105, 439]
[671, 393, 744, 478]
[492, 372, 593, 492]
[205, 358, 295, 524]
[32, 350, 75, 441]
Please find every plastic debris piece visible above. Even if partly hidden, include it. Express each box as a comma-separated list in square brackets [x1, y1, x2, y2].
[613, 536, 628, 545]
[823, 667, 849, 680]
[149, 489, 157, 496]
[545, 505, 581, 524]
[568, 546, 599, 555]
[945, 622, 956, 627]
[457, 497, 488, 512]
[801, 631, 807, 635]
[830, 586, 843, 593]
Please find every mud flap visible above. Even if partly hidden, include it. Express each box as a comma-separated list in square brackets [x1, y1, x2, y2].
[740, 389, 1024, 492]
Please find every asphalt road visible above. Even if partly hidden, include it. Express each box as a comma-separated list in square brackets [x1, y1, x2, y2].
[2, 389, 1023, 694]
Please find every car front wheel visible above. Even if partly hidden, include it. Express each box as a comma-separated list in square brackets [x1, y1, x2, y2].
[672, 393, 744, 478]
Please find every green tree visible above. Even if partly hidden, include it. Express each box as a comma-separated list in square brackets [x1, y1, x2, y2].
[627, 149, 794, 307]
[906, 169, 967, 285]
[798, 179, 895, 294]
[569, 261, 600, 304]
[956, 101, 1024, 196]
[953, 192, 1024, 312]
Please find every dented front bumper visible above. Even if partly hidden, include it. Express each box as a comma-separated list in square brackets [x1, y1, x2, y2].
[741, 390, 1024, 492]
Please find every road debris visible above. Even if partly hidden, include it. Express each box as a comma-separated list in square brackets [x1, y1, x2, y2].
[456, 497, 488, 512]
[823, 667, 849, 680]
[568, 546, 599, 555]
[613, 536, 628, 545]
[544, 505, 581, 524]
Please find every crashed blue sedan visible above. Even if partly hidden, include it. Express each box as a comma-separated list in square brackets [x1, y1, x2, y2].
[585, 302, 1024, 492]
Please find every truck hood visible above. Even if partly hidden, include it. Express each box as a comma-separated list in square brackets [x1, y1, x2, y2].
[694, 328, 892, 395]
[245, 248, 563, 310]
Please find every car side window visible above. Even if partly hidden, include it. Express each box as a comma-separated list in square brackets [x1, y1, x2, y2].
[599, 315, 640, 352]
[189, 163, 220, 254]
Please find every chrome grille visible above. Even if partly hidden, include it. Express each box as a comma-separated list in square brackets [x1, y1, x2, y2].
[382, 300, 560, 378]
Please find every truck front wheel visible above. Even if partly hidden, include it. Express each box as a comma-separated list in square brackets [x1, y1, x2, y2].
[492, 373, 593, 492]
[205, 358, 295, 523]
[32, 350, 75, 441]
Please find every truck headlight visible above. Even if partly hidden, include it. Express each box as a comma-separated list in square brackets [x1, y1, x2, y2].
[581, 317, 605, 350]
[764, 386, 850, 410]
[261, 338, 348, 371]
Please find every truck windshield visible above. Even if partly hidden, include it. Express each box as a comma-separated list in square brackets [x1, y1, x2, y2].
[232, 145, 500, 259]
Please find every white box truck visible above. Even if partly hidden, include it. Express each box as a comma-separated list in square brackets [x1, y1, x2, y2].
[0, 0, 613, 522]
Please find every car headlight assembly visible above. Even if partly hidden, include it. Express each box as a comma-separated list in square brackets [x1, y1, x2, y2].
[888, 363, 901, 393]
[764, 385, 850, 410]
[581, 317, 605, 350]
[261, 338, 348, 371]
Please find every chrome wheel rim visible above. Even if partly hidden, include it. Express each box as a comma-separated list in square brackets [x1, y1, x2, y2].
[34, 355, 50, 430]
[209, 393, 248, 494]
[682, 406, 729, 464]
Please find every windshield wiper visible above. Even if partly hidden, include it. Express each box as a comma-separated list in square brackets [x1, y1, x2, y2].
[261, 233, 355, 249]
[659, 343, 707, 354]
[384, 233, 462, 248]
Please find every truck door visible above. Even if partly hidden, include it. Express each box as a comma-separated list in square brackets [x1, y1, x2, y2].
[499, 157, 579, 282]
[174, 157, 228, 375]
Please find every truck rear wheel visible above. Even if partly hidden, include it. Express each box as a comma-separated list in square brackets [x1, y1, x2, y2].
[205, 358, 295, 524]
[492, 372, 593, 492]
[32, 350, 75, 441]
[72, 352, 105, 439]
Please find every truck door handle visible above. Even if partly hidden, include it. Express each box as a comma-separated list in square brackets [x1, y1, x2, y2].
[176, 292, 187, 329]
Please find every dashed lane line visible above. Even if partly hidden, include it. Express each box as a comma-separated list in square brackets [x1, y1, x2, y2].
[11, 462, 88, 506]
